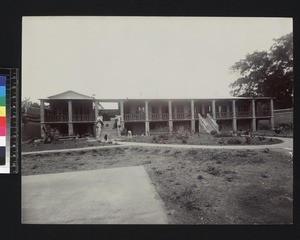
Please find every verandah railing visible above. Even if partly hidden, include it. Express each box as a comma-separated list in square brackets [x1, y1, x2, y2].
[123, 111, 272, 121]
[124, 112, 192, 121]
[72, 114, 95, 122]
[215, 112, 233, 119]
[45, 114, 68, 122]
[44, 114, 95, 122]
[124, 113, 146, 121]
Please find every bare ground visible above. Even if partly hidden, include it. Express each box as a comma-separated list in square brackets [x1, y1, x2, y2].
[22, 146, 293, 224]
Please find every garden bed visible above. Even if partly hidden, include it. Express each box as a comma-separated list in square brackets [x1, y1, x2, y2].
[22, 138, 117, 152]
[127, 133, 282, 146]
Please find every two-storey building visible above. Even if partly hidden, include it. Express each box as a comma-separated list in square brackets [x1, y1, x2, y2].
[39, 91, 275, 137]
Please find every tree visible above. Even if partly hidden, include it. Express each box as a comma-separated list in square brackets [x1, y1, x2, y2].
[22, 97, 40, 125]
[229, 33, 293, 109]
[22, 97, 40, 115]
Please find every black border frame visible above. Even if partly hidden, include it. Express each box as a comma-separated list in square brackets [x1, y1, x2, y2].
[0, 0, 299, 239]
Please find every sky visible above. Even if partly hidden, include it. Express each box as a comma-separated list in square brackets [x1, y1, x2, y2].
[22, 16, 292, 103]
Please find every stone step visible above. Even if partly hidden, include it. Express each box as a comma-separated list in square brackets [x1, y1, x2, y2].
[100, 123, 119, 140]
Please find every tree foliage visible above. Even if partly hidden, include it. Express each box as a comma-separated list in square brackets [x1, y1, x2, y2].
[22, 97, 40, 114]
[229, 33, 293, 109]
[22, 98, 40, 124]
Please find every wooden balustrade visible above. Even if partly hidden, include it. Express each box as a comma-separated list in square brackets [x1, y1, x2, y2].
[72, 114, 95, 122]
[149, 113, 169, 120]
[108, 109, 271, 123]
[216, 112, 233, 119]
[256, 110, 271, 117]
[236, 111, 252, 118]
[45, 114, 68, 122]
[44, 114, 95, 122]
[172, 112, 191, 120]
[123, 112, 192, 121]
[124, 113, 146, 121]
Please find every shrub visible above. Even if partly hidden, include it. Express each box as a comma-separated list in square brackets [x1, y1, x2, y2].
[258, 136, 266, 141]
[210, 130, 218, 136]
[177, 126, 187, 135]
[227, 138, 242, 145]
[158, 134, 169, 140]
[176, 134, 188, 140]
[214, 131, 232, 137]
[245, 135, 252, 144]
[151, 136, 159, 143]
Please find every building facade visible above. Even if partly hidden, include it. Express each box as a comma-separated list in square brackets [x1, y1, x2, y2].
[39, 91, 97, 137]
[40, 91, 275, 137]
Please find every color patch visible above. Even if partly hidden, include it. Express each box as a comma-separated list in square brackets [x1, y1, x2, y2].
[0, 117, 5, 126]
[0, 76, 5, 86]
[0, 137, 5, 146]
[0, 97, 5, 105]
[0, 147, 5, 165]
[0, 126, 5, 136]
[0, 86, 5, 96]
[0, 106, 5, 117]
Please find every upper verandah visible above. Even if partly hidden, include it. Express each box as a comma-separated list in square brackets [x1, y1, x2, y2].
[39, 90, 273, 101]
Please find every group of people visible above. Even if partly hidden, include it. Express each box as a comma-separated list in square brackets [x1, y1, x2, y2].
[95, 115, 132, 141]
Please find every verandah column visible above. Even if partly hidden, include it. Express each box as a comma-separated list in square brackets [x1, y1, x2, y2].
[120, 100, 125, 130]
[212, 100, 216, 119]
[251, 99, 256, 131]
[68, 100, 74, 136]
[94, 100, 99, 137]
[232, 100, 237, 132]
[94, 100, 99, 120]
[158, 103, 163, 120]
[270, 98, 275, 130]
[145, 100, 150, 136]
[168, 100, 173, 132]
[40, 100, 45, 138]
[191, 100, 195, 133]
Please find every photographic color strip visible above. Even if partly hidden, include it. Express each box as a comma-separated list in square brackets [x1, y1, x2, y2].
[0, 68, 19, 174]
[0, 147, 5, 165]
[0, 76, 6, 166]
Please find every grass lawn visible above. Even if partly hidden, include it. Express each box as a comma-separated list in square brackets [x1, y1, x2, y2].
[22, 146, 292, 224]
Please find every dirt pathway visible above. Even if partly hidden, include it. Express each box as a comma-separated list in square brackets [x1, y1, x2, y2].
[117, 137, 293, 151]
[22, 137, 292, 156]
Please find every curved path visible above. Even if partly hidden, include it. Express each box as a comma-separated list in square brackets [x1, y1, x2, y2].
[117, 137, 293, 151]
[22, 144, 125, 156]
[22, 137, 292, 156]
